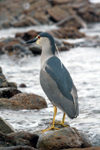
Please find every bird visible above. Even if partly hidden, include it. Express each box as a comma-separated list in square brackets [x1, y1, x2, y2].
[26, 32, 79, 132]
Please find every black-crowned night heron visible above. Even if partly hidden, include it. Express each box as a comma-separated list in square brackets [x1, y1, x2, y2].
[26, 32, 79, 132]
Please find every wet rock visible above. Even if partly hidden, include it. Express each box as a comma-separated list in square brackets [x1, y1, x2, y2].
[50, 27, 85, 39]
[75, 36, 100, 48]
[37, 127, 91, 150]
[55, 39, 74, 51]
[0, 146, 36, 150]
[0, 67, 8, 88]
[0, 117, 14, 134]
[62, 147, 100, 150]
[29, 45, 41, 55]
[0, 131, 39, 148]
[0, 67, 17, 89]
[12, 44, 32, 57]
[8, 82, 17, 88]
[8, 93, 47, 110]
[19, 83, 27, 88]
[0, 87, 21, 98]
[0, 38, 32, 57]
[15, 30, 39, 41]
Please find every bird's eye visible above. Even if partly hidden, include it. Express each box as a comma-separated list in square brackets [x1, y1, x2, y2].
[38, 35, 40, 39]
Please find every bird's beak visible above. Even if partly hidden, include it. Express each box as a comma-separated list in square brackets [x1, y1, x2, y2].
[26, 37, 38, 44]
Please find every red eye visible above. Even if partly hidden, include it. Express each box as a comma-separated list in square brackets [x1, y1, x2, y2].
[38, 35, 40, 39]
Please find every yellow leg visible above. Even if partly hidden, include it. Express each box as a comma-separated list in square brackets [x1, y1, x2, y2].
[62, 112, 66, 124]
[42, 106, 59, 133]
[55, 113, 69, 127]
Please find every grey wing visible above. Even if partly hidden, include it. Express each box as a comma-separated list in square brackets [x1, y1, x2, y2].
[40, 56, 79, 118]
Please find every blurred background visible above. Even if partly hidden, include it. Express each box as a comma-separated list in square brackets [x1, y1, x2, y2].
[0, 0, 100, 147]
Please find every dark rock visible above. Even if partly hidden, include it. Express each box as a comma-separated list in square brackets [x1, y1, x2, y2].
[37, 127, 92, 150]
[61, 147, 100, 150]
[0, 131, 39, 148]
[0, 117, 15, 134]
[8, 82, 17, 88]
[19, 83, 27, 88]
[0, 38, 33, 57]
[0, 69, 8, 88]
[29, 45, 41, 55]
[0, 67, 17, 88]
[0, 67, 2, 73]
[8, 93, 47, 110]
[0, 146, 36, 150]
[15, 30, 39, 41]
[0, 87, 21, 98]
[51, 0, 73, 5]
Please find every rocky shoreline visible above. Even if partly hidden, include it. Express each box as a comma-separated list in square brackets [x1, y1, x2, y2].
[0, 0, 100, 57]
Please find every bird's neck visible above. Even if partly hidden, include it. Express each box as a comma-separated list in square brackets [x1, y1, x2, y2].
[41, 46, 54, 67]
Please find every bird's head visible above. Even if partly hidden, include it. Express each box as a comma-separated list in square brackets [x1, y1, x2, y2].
[26, 32, 56, 54]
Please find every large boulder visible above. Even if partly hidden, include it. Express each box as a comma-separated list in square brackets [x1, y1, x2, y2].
[37, 127, 91, 150]
[0, 93, 47, 110]
[10, 93, 47, 109]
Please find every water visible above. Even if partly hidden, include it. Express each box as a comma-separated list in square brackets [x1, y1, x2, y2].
[0, 24, 100, 146]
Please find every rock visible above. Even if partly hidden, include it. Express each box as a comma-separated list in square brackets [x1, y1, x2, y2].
[12, 44, 32, 57]
[37, 127, 91, 150]
[0, 38, 33, 57]
[0, 146, 36, 150]
[0, 131, 39, 148]
[29, 45, 42, 55]
[62, 147, 100, 150]
[47, 6, 75, 22]
[51, 0, 72, 5]
[54, 38, 74, 51]
[19, 83, 27, 88]
[50, 27, 85, 39]
[0, 87, 21, 98]
[8, 82, 17, 88]
[0, 68, 8, 88]
[12, 17, 38, 27]
[77, 3, 100, 23]
[1, 93, 47, 110]
[15, 30, 39, 41]
[0, 117, 14, 134]
[34, 11, 49, 24]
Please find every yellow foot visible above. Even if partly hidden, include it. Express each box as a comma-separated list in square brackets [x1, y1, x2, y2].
[42, 126, 60, 133]
[55, 121, 69, 127]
